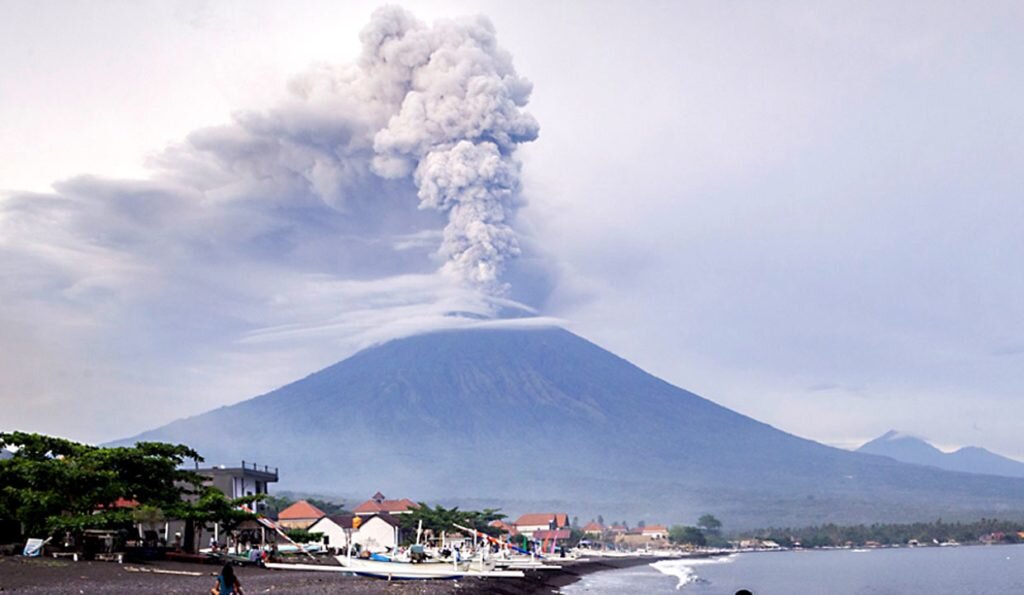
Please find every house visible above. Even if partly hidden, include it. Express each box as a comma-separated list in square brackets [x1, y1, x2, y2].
[514, 513, 569, 538]
[582, 522, 604, 536]
[308, 513, 403, 553]
[352, 492, 417, 516]
[154, 460, 279, 551]
[276, 500, 327, 530]
[196, 461, 278, 513]
[489, 520, 518, 536]
[609, 524, 628, 535]
[641, 524, 667, 540]
[533, 529, 572, 552]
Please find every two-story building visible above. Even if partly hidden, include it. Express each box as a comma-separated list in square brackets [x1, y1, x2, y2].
[196, 461, 278, 514]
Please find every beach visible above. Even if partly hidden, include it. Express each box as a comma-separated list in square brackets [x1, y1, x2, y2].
[0, 555, 654, 594]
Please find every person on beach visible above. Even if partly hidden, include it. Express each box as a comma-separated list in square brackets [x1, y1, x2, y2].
[211, 563, 244, 595]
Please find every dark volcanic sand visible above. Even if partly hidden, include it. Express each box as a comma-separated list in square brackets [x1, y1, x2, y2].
[0, 556, 654, 594]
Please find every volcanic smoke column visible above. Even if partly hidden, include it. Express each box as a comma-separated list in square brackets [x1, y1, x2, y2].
[366, 7, 540, 292]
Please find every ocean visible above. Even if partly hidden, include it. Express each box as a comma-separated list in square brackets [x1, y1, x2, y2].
[562, 544, 1024, 594]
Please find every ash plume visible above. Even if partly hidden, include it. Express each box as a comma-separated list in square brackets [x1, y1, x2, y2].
[365, 6, 540, 291]
[150, 6, 539, 294]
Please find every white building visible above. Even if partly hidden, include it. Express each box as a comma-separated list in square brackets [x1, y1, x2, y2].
[307, 513, 403, 553]
[513, 512, 569, 538]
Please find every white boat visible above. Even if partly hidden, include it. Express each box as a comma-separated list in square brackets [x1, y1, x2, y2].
[494, 558, 562, 570]
[336, 556, 466, 579]
[335, 554, 526, 580]
[264, 562, 352, 573]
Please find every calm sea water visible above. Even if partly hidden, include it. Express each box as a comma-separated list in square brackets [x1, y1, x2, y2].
[562, 544, 1024, 594]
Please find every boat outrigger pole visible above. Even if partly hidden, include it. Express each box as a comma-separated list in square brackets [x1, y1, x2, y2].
[452, 523, 535, 556]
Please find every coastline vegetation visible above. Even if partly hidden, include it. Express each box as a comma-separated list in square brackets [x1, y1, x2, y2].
[744, 518, 1024, 548]
[0, 431, 257, 550]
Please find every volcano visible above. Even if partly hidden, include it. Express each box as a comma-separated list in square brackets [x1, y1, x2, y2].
[118, 326, 1024, 527]
[858, 431, 1024, 479]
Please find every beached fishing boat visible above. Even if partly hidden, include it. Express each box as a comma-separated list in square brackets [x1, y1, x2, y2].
[334, 554, 526, 580]
[335, 556, 466, 579]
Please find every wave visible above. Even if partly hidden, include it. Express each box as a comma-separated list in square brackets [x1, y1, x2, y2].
[650, 554, 739, 590]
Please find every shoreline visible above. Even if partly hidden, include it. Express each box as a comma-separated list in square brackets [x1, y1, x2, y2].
[458, 556, 660, 594]
[0, 554, 660, 594]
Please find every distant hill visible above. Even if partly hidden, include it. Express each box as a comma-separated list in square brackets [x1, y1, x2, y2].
[857, 431, 1024, 479]
[114, 326, 1024, 528]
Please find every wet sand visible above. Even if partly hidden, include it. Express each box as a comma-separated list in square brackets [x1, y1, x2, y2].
[0, 555, 654, 594]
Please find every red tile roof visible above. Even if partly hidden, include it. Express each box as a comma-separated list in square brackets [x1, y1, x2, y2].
[642, 524, 667, 533]
[352, 494, 417, 514]
[582, 522, 604, 533]
[96, 497, 139, 509]
[533, 529, 572, 540]
[278, 500, 327, 520]
[489, 520, 518, 535]
[514, 513, 569, 528]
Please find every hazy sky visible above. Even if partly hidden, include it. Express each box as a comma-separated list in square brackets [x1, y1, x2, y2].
[2, 1, 1022, 457]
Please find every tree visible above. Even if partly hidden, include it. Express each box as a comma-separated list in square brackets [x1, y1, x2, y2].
[307, 498, 347, 515]
[697, 514, 722, 535]
[597, 514, 605, 526]
[399, 503, 505, 543]
[637, 520, 646, 528]
[669, 525, 706, 546]
[285, 528, 325, 543]
[0, 432, 203, 537]
[179, 487, 261, 552]
[263, 494, 294, 517]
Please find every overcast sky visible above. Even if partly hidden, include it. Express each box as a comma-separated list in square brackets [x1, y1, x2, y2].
[2, 1, 1022, 457]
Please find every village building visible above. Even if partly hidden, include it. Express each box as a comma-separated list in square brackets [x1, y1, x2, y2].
[308, 513, 403, 553]
[352, 492, 417, 516]
[513, 513, 569, 538]
[615, 530, 669, 549]
[489, 519, 518, 536]
[582, 521, 604, 536]
[641, 524, 667, 540]
[196, 461, 278, 513]
[146, 460, 281, 550]
[533, 528, 572, 552]
[276, 500, 327, 530]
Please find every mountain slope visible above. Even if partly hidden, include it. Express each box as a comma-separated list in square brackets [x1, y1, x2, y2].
[118, 326, 1024, 527]
[858, 431, 1024, 479]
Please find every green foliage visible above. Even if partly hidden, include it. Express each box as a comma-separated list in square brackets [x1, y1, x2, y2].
[669, 525, 706, 546]
[697, 514, 722, 534]
[307, 498, 347, 515]
[745, 518, 1024, 548]
[0, 432, 204, 537]
[263, 494, 294, 516]
[399, 503, 505, 541]
[182, 487, 261, 533]
[285, 528, 325, 543]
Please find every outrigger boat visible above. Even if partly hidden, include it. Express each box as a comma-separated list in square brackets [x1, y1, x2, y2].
[322, 520, 525, 580]
[334, 554, 525, 579]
